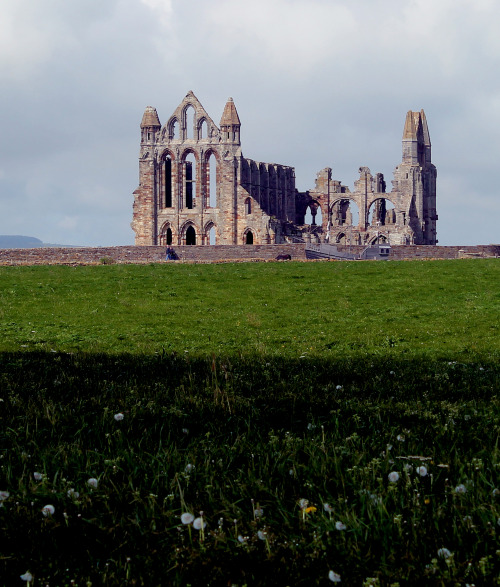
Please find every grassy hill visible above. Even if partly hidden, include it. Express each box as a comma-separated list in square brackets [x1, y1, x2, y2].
[0, 260, 499, 585]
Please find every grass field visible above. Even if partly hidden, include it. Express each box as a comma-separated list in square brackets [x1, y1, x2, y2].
[0, 259, 499, 585]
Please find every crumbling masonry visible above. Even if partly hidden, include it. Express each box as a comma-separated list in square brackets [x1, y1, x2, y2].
[132, 92, 437, 246]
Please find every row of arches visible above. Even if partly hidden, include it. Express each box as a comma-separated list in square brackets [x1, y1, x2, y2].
[160, 149, 218, 210]
[303, 197, 397, 228]
[163, 105, 215, 142]
[159, 222, 256, 246]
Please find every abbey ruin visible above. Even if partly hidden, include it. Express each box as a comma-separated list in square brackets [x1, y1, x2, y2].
[132, 91, 437, 247]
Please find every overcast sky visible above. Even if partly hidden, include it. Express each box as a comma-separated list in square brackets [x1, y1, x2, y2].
[1, 0, 499, 246]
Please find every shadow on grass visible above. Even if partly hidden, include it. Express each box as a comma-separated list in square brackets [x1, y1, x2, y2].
[0, 351, 499, 585]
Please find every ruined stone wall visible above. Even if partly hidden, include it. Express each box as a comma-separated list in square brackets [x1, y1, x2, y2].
[0, 244, 497, 266]
[0, 244, 307, 266]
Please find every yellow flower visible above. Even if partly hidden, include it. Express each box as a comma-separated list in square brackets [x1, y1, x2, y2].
[304, 506, 317, 514]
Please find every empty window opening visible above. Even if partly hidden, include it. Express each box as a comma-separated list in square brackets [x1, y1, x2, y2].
[245, 231, 254, 244]
[184, 153, 196, 209]
[166, 228, 172, 245]
[245, 197, 252, 215]
[199, 120, 208, 139]
[186, 225, 196, 245]
[209, 226, 216, 245]
[171, 119, 180, 140]
[164, 156, 173, 208]
[331, 199, 359, 227]
[185, 106, 195, 139]
[304, 203, 321, 226]
[368, 198, 396, 227]
[208, 153, 217, 207]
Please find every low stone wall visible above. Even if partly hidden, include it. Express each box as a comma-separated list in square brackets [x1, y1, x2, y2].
[0, 243, 498, 266]
[335, 244, 500, 260]
[0, 244, 308, 266]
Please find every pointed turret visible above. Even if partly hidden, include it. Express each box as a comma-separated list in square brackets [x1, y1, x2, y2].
[402, 110, 420, 165]
[220, 97, 241, 145]
[141, 106, 161, 144]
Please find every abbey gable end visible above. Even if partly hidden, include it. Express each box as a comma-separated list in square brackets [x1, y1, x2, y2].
[131, 92, 437, 247]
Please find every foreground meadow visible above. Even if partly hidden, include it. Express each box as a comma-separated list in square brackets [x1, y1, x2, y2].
[0, 259, 499, 585]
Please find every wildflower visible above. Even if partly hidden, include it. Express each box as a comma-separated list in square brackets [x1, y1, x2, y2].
[181, 512, 194, 525]
[114, 413, 124, 421]
[185, 464, 194, 473]
[388, 471, 400, 483]
[0, 491, 9, 501]
[424, 498, 431, 505]
[397, 434, 405, 442]
[493, 488, 500, 496]
[20, 572, 33, 582]
[335, 521, 346, 530]
[42, 504, 55, 516]
[237, 535, 247, 543]
[335, 385, 343, 390]
[328, 570, 341, 582]
[324, 503, 334, 513]
[254, 508, 264, 518]
[182, 428, 189, 435]
[298, 498, 309, 510]
[417, 466, 428, 477]
[455, 484, 467, 494]
[87, 478, 98, 489]
[193, 517, 206, 530]
[33, 472, 43, 481]
[289, 468, 294, 476]
[257, 530, 267, 540]
[437, 548, 452, 559]
[67, 489, 79, 499]
[304, 506, 317, 514]
[404, 463, 413, 473]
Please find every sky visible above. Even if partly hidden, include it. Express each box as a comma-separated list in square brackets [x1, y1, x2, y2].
[1, 0, 499, 246]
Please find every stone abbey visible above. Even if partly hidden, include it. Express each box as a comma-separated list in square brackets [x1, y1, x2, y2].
[132, 91, 437, 247]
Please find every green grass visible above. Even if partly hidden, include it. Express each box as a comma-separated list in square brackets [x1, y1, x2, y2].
[0, 260, 499, 585]
[0, 259, 498, 358]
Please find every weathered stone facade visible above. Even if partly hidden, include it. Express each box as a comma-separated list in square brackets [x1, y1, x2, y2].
[132, 92, 437, 246]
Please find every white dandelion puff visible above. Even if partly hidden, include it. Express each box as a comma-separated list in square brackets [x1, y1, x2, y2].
[257, 530, 267, 540]
[181, 512, 194, 525]
[87, 478, 98, 489]
[193, 517, 206, 530]
[42, 504, 55, 516]
[335, 521, 346, 531]
[417, 466, 428, 477]
[33, 472, 43, 481]
[67, 489, 79, 499]
[20, 572, 33, 582]
[114, 413, 124, 421]
[0, 491, 9, 501]
[323, 503, 334, 513]
[437, 547, 452, 559]
[455, 484, 467, 494]
[298, 498, 309, 510]
[185, 464, 194, 473]
[329, 570, 341, 582]
[388, 471, 400, 483]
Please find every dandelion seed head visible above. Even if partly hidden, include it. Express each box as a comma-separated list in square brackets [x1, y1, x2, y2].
[193, 517, 206, 530]
[388, 471, 400, 483]
[417, 466, 428, 477]
[254, 508, 264, 518]
[0, 490, 9, 501]
[335, 521, 346, 530]
[323, 503, 334, 512]
[455, 484, 467, 494]
[42, 504, 55, 516]
[257, 529, 267, 540]
[185, 464, 194, 473]
[181, 512, 194, 525]
[33, 472, 43, 481]
[114, 413, 124, 421]
[87, 478, 98, 489]
[437, 547, 452, 559]
[397, 434, 405, 442]
[20, 572, 33, 582]
[299, 498, 309, 510]
[328, 570, 341, 582]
